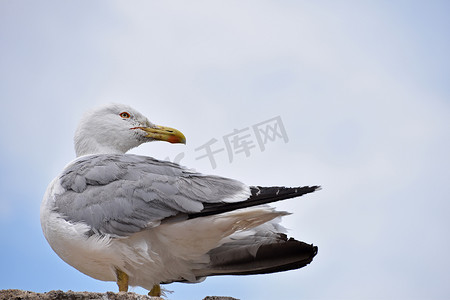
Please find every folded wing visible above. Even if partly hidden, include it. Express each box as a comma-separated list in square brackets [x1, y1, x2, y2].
[54, 154, 318, 238]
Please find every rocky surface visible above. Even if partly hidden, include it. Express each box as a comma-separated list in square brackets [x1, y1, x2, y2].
[0, 290, 239, 300]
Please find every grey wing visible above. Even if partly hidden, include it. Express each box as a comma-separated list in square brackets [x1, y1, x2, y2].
[54, 154, 250, 237]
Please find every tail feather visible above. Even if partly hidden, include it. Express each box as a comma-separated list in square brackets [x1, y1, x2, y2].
[194, 234, 318, 278]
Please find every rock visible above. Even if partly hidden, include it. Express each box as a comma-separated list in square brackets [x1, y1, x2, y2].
[0, 290, 239, 300]
[203, 297, 239, 300]
[0, 290, 156, 300]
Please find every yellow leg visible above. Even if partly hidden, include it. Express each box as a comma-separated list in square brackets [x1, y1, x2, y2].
[115, 268, 129, 292]
[148, 284, 161, 297]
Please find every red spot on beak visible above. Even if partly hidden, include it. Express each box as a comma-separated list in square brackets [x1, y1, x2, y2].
[167, 135, 180, 143]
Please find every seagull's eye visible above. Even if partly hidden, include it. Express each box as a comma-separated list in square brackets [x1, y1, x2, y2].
[120, 112, 131, 119]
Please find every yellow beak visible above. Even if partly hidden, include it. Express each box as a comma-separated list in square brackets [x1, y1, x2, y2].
[136, 125, 186, 144]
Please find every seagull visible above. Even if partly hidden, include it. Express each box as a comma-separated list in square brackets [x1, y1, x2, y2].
[40, 103, 319, 296]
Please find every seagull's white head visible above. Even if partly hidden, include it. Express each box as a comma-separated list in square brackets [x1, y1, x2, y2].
[74, 103, 186, 157]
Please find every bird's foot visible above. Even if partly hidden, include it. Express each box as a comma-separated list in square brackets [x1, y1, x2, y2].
[148, 284, 161, 297]
[115, 268, 129, 292]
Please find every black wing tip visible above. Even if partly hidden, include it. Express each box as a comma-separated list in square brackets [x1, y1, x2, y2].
[313, 185, 322, 191]
[188, 184, 321, 219]
[254, 238, 319, 274]
[307, 243, 319, 263]
[249, 185, 321, 200]
[208, 238, 318, 277]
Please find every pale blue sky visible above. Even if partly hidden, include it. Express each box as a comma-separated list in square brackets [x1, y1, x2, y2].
[1, 1, 449, 299]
